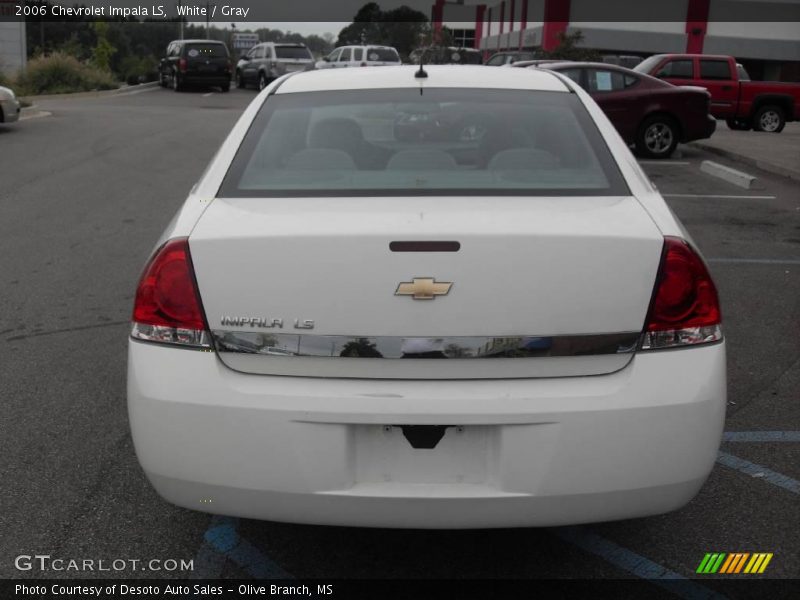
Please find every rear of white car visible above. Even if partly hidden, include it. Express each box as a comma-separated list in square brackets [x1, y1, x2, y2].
[0, 85, 21, 124]
[128, 66, 725, 528]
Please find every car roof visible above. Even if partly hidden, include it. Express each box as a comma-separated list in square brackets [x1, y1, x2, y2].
[276, 65, 569, 94]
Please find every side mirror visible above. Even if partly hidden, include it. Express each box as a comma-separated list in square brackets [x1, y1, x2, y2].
[240, 54, 250, 61]
[322, 56, 330, 62]
[655, 70, 668, 78]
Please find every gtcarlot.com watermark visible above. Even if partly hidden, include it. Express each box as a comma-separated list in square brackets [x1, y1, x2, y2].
[15, 554, 193, 573]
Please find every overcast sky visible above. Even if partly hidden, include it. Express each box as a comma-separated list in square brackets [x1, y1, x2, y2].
[221, 22, 349, 37]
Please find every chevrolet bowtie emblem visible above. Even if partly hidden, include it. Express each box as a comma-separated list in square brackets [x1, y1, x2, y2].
[395, 278, 453, 300]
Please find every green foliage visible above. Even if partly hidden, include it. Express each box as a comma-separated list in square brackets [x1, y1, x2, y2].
[15, 52, 118, 95]
[541, 31, 601, 62]
[91, 21, 117, 71]
[337, 2, 430, 61]
[119, 54, 158, 85]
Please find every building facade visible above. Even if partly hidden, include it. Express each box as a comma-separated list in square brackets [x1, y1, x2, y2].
[0, 13, 26, 76]
[434, 0, 800, 81]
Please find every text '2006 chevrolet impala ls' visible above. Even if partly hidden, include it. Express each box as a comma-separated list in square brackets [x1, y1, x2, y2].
[127, 66, 725, 529]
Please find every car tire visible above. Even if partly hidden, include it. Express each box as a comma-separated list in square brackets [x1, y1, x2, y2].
[236, 71, 245, 89]
[753, 105, 785, 133]
[726, 118, 752, 131]
[158, 71, 167, 88]
[635, 115, 679, 159]
[221, 83, 230, 93]
[258, 72, 268, 92]
[172, 72, 182, 92]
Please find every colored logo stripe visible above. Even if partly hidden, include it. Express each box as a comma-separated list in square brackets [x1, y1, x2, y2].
[697, 552, 773, 574]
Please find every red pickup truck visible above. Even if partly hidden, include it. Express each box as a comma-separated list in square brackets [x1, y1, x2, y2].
[634, 54, 800, 133]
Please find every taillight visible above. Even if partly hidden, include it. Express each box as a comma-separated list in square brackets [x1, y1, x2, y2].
[179, 58, 187, 72]
[640, 237, 722, 350]
[131, 238, 211, 349]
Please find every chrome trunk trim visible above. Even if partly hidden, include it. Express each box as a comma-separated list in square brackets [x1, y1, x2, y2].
[211, 331, 640, 359]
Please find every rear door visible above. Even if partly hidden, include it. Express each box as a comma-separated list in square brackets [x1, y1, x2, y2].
[696, 58, 738, 118]
[582, 68, 644, 143]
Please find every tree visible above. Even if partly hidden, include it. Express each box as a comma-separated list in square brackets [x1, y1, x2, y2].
[337, 3, 429, 61]
[91, 21, 116, 71]
[541, 30, 601, 62]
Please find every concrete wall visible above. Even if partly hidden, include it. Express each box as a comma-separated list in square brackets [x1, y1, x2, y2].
[0, 20, 26, 76]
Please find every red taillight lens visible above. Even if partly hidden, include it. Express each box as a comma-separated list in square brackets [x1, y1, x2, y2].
[131, 238, 210, 348]
[641, 237, 722, 350]
[179, 58, 187, 72]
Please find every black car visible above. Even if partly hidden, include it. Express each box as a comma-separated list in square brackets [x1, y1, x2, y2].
[158, 39, 232, 92]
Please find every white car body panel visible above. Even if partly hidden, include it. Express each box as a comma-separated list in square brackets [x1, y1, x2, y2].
[129, 340, 726, 528]
[128, 65, 726, 527]
[0, 86, 21, 124]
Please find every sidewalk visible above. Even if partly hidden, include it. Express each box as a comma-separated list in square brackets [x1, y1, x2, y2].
[691, 121, 800, 181]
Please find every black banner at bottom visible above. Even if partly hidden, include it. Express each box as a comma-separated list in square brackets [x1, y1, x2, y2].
[4, 578, 800, 600]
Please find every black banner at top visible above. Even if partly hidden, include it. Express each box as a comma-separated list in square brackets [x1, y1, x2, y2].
[3, 0, 800, 22]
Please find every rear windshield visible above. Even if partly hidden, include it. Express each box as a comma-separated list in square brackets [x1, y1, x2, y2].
[275, 46, 312, 60]
[185, 43, 228, 58]
[366, 47, 400, 62]
[220, 88, 629, 197]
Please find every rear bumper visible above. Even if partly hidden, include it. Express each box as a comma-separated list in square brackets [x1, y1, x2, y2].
[181, 73, 230, 86]
[0, 97, 20, 123]
[684, 115, 717, 142]
[128, 340, 726, 528]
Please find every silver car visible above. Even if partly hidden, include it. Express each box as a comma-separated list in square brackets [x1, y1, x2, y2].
[0, 85, 20, 124]
[235, 42, 315, 91]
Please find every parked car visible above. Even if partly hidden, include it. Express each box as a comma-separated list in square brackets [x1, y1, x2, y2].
[409, 46, 483, 65]
[485, 51, 539, 66]
[0, 85, 20, 124]
[158, 39, 232, 92]
[315, 45, 401, 69]
[128, 65, 725, 529]
[634, 53, 800, 132]
[523, 61, 716, 158]
[235, 42, 315, 91]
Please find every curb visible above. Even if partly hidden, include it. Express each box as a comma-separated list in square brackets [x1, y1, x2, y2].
[19, 81, 159, 102]
[691, 141, 800, 182]
[700, 160, 757, 189]
[19, 106, 52, 121]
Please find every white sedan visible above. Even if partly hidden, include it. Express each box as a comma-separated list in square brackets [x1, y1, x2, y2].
[128, 66, 725, 529]
[0, 85, 20, 124]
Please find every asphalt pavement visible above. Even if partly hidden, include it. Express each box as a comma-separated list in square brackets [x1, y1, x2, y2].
[1, 86, 798, 593]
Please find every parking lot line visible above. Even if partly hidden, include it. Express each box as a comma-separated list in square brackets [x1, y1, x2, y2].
[202, 92, 215, 97]
[716, 452, 800, 495]
[640, 161, 691, 166]
[554, 527, 727, 600]
[662, 194, 777, 200]
[707, 258, 800, 265]
[723, 431, 800, 442]
[202, 516, 293, 578]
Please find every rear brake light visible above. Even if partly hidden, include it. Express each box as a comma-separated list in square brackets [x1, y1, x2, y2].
[131, 238, 211, 349]
[179, 58, 187, 72]
[640, 237, 722, 350]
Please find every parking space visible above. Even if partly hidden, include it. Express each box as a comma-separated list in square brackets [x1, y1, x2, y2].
[1, 87, 798, 593]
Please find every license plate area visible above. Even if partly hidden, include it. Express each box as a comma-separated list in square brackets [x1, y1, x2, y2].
[354, 425, 488, 484]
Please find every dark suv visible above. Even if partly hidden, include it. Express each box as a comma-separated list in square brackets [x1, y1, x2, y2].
[158, 39, 232, 92]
